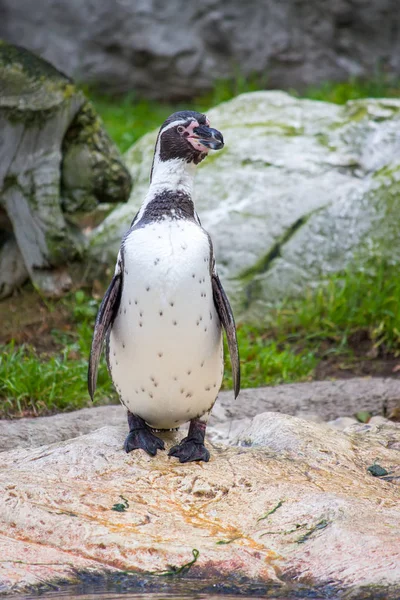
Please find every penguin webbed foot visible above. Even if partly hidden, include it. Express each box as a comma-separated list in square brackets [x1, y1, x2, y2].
[168, 418, 209, 463]
[124, 429, 165, 456]
[169, 438, 210, 463]
[124, 413, 165, 456]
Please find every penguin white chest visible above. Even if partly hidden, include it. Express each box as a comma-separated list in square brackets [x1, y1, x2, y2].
[108, 219, 224, 429]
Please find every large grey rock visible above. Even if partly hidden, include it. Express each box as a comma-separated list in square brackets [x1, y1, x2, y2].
[0, 414, 399, 596]
[0, 41, 131, 297]
[90, 91, 400, 317]
[0, 1, 399, 98]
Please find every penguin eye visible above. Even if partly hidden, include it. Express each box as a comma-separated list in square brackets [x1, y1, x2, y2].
[177, 125, 185, 134]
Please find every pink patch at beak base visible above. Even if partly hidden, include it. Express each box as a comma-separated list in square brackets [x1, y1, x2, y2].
[184, 120, 214, 153]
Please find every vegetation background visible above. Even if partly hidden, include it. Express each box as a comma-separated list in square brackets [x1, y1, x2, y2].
[1, 75, 400, 418]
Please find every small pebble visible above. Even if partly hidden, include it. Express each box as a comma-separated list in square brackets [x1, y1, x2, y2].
[367, 464, 388, 477]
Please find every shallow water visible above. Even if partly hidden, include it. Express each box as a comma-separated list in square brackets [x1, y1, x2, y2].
[10, 571, 335, 600]
[13, 585, 334, 600]
[11, 579, 333, 600]
[16, 594, 325, 600]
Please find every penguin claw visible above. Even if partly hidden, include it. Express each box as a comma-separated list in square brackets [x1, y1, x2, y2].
[124, 428, 165, 456]
[168, 438, 210, 463]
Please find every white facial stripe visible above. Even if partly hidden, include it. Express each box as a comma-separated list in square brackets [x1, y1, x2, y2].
[158, 118, 191, 137]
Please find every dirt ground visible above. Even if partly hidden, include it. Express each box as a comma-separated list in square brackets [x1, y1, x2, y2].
[314, 331, 400, 380]
[0, 288, 74, 353]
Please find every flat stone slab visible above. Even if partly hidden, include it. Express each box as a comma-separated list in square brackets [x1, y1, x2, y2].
[1, 378, 399, 452]
[0, 413, 399, 597]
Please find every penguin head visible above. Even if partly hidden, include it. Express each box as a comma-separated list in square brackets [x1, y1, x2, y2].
[154, 111, 224, 166]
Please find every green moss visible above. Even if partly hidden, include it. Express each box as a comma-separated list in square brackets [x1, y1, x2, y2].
[257, 500, 284, 522]
[344, 104, 369, 122]
[62, 83, 76, 100]
[45, 231, 83, 265]
[241, 158, 273, 168]
[62, 100, 132, 204]
[2, 174, 19, 191]
[373, 163, 400, 180]
[146, 549, 200, 577]
[3, 105, 57, 128]
[0, 41, 81, 127]
[297, 519, 329, 544]
[315, 132, 336, 151]
[226, 121, 304, 135]
[0, 40, 70, 82]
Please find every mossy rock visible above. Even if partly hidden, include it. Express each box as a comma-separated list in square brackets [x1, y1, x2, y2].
[0, 41, 131, 298]
[89, 91, 400, 319]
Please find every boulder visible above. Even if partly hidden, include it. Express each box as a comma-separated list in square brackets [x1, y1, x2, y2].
[89, 91, 400, 318]
[0, 413, 399, 597]
[0, 1, 399, 98]
[0, 41, 131, 298]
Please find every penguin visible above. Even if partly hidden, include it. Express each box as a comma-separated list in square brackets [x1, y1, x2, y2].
[88, 110, 240, 463]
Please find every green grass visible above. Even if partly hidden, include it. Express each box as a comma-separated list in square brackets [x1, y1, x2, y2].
[89, 94, 175, 153]
[2, 259, 400, 417]
[0, 342, 114, 417]
[0, 291, 116, 418]
[223, 332, 317, 390]
[0, 291, 315, 418]
[269, 258, 400, 354]
[299, 76, 400, 105]
[227, 258, 400, 392]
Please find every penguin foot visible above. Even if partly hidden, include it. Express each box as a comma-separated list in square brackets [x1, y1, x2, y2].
[124, 428, 165, 456]
[168, 417, 210, 463]
[124, 412, 165, 456]
[168, 438, 210, 463]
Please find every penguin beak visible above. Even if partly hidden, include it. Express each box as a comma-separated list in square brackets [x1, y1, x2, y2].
[192, 125, 224, 150]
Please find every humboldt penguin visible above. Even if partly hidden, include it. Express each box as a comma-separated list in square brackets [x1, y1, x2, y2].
[88, 111, 240, 463]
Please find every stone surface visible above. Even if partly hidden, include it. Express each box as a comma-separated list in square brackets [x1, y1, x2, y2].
[0, 414, 399, 597]
[210, 377, 400, 427]
[327, 416, 358, 430]
[1, 378, 399, 453]
[0, 1, 399, 98]
[89, 92, 400, 317]
[369, 415, 390, 426]
[0, 236, 28, 298]
[0, 41, 131, 298]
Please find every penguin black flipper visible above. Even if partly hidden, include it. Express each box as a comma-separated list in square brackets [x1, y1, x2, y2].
[88, 271, 122, 400]
[212, 272, 241, 399]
